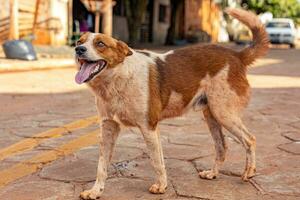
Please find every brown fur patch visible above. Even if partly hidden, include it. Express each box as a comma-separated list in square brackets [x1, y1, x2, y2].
[92, 34, 132, 67]
[76, 33, 132, 68]
[226, 8, 269, 66]
[158, 45, 234, 107]
[227, 59, 250, 97]
[76, 32, 89, 45]
[148, 65, 162, 130]
[147, 44, 250, 128]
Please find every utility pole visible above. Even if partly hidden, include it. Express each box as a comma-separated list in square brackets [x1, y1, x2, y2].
[94, 2, 101, 33]
[32, 0, 41, 32]
[9, 0, 19, 40]
[102, 0, 113, 36]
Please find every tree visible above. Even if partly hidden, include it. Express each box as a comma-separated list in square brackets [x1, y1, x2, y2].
[124, 0, 147, 45]
[242, 0, 300, 23]
[165, 0, 184, 45]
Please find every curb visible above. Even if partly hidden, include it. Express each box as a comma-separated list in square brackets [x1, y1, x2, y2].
[0, 58, 75, 73]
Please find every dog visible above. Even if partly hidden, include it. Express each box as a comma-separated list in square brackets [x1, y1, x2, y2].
[74, 8, 269, 200]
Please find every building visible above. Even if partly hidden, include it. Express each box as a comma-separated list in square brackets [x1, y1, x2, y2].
[0, 0, 222, 45]
[185, 0, 221, 43]
[111, 0, 170, 44]
[112, 0, 221, 44]
[0, 0, 70, 45]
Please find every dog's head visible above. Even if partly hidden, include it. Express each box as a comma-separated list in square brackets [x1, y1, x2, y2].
[74, 32, 132, 84]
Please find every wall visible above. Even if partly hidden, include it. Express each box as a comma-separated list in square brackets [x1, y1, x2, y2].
[113, 15, 129, 42]
[0, 0, 10, 17]
[33, 0, 69, 45]
[48, 0, 68, 45]
[0, 0, 69, 45]
[0, 0, 10, 43]
[185, 0, 202, 33]
[152, 0, 170, 44]
[185, 0, 220, 42]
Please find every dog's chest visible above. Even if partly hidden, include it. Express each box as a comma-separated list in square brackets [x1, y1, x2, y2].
[93, 75, 148, 126]
[112, 94, 143, 126]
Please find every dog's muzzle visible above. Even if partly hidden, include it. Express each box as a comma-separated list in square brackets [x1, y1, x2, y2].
[75, 58, 107, 84]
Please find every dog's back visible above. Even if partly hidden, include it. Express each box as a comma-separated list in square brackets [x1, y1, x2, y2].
[148, 8, 269, 124]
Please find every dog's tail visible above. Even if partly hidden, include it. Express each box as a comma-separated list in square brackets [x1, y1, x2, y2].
[225, 8, 269, 66]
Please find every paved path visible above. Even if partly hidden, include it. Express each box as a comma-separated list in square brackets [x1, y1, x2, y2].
[0, 47, 299, 200]
[0, 45, 75, 73]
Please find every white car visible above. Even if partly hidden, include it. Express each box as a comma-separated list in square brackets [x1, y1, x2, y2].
[266, 18, 297, 48]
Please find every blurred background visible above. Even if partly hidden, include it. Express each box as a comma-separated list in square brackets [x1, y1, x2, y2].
[0, 1, 300, 199]
[0, 0, 299, 49]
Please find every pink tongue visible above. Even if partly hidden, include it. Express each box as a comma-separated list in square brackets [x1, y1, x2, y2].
[75, 62, 97, 84]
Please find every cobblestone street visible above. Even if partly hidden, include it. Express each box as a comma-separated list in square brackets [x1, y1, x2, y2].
[0, 46, 299, 200]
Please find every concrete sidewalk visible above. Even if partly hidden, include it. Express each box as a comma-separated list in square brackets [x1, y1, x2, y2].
[0, 45, 75, 73]
[0, 58, 75, 73]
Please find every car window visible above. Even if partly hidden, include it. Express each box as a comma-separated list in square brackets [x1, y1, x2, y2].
[266, 22, 291, 28]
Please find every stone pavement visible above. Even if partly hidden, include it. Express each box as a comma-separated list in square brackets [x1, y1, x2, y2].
[0, 45, 75, 73]
[0, 47, 299, 200]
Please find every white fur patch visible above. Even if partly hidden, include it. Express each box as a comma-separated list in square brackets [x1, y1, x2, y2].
[136, 50, 174, 62]
[206, 64, 248, 113]
[92, 50, 155, 127]
[160, 50, 174, 62]
[81, 33, 105, 61]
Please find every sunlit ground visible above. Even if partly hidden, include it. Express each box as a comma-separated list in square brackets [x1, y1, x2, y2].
[252, 58, 282, 68]
[0, 68, 86, 94]
[248, 74, 300, 88]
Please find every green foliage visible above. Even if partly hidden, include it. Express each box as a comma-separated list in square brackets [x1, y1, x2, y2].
[243, 0, 300, 23]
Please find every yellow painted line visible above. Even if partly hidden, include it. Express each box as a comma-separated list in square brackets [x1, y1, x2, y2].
[0, 130, 98, 188]
[0, 116, 98, 161]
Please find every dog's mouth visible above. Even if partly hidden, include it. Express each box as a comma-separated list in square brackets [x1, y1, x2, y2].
[75, 58, 107, 84]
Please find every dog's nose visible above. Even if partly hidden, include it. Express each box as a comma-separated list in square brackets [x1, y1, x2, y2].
[75, 46, 87, 55]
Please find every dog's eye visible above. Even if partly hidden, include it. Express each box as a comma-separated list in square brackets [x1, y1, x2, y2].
[97, 41, 105, 47]
[76, 40, 82, 46]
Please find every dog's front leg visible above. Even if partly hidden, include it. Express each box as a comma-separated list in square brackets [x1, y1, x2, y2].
[140, 126, 167, 194]
[80, 119, 120, 200]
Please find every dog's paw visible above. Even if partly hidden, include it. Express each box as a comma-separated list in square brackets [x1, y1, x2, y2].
[242, 167, 256, 181]
[80, 189, 103, 200]
[149, 183, 167, 194]
[199, 170, 217, 180]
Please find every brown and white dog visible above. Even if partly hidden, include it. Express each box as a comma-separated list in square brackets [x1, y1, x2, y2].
[74, 8, 269, 200]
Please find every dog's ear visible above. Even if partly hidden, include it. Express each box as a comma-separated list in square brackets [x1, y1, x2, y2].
[117, 40, 133, 56]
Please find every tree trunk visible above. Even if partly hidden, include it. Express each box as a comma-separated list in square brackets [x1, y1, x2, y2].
[125, 0, 147, 46]
[165, 0, 183, 45]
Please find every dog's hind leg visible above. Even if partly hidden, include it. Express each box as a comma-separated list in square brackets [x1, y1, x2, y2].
[140, 126, 167, 194]
[80, 119, 120, 200]
[199, 107, 227, 180]
[204, 65, 256, 181]
[193, 87, 255, 182]
[223, 117, 256, 181]
[210, 107, 256, 181]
